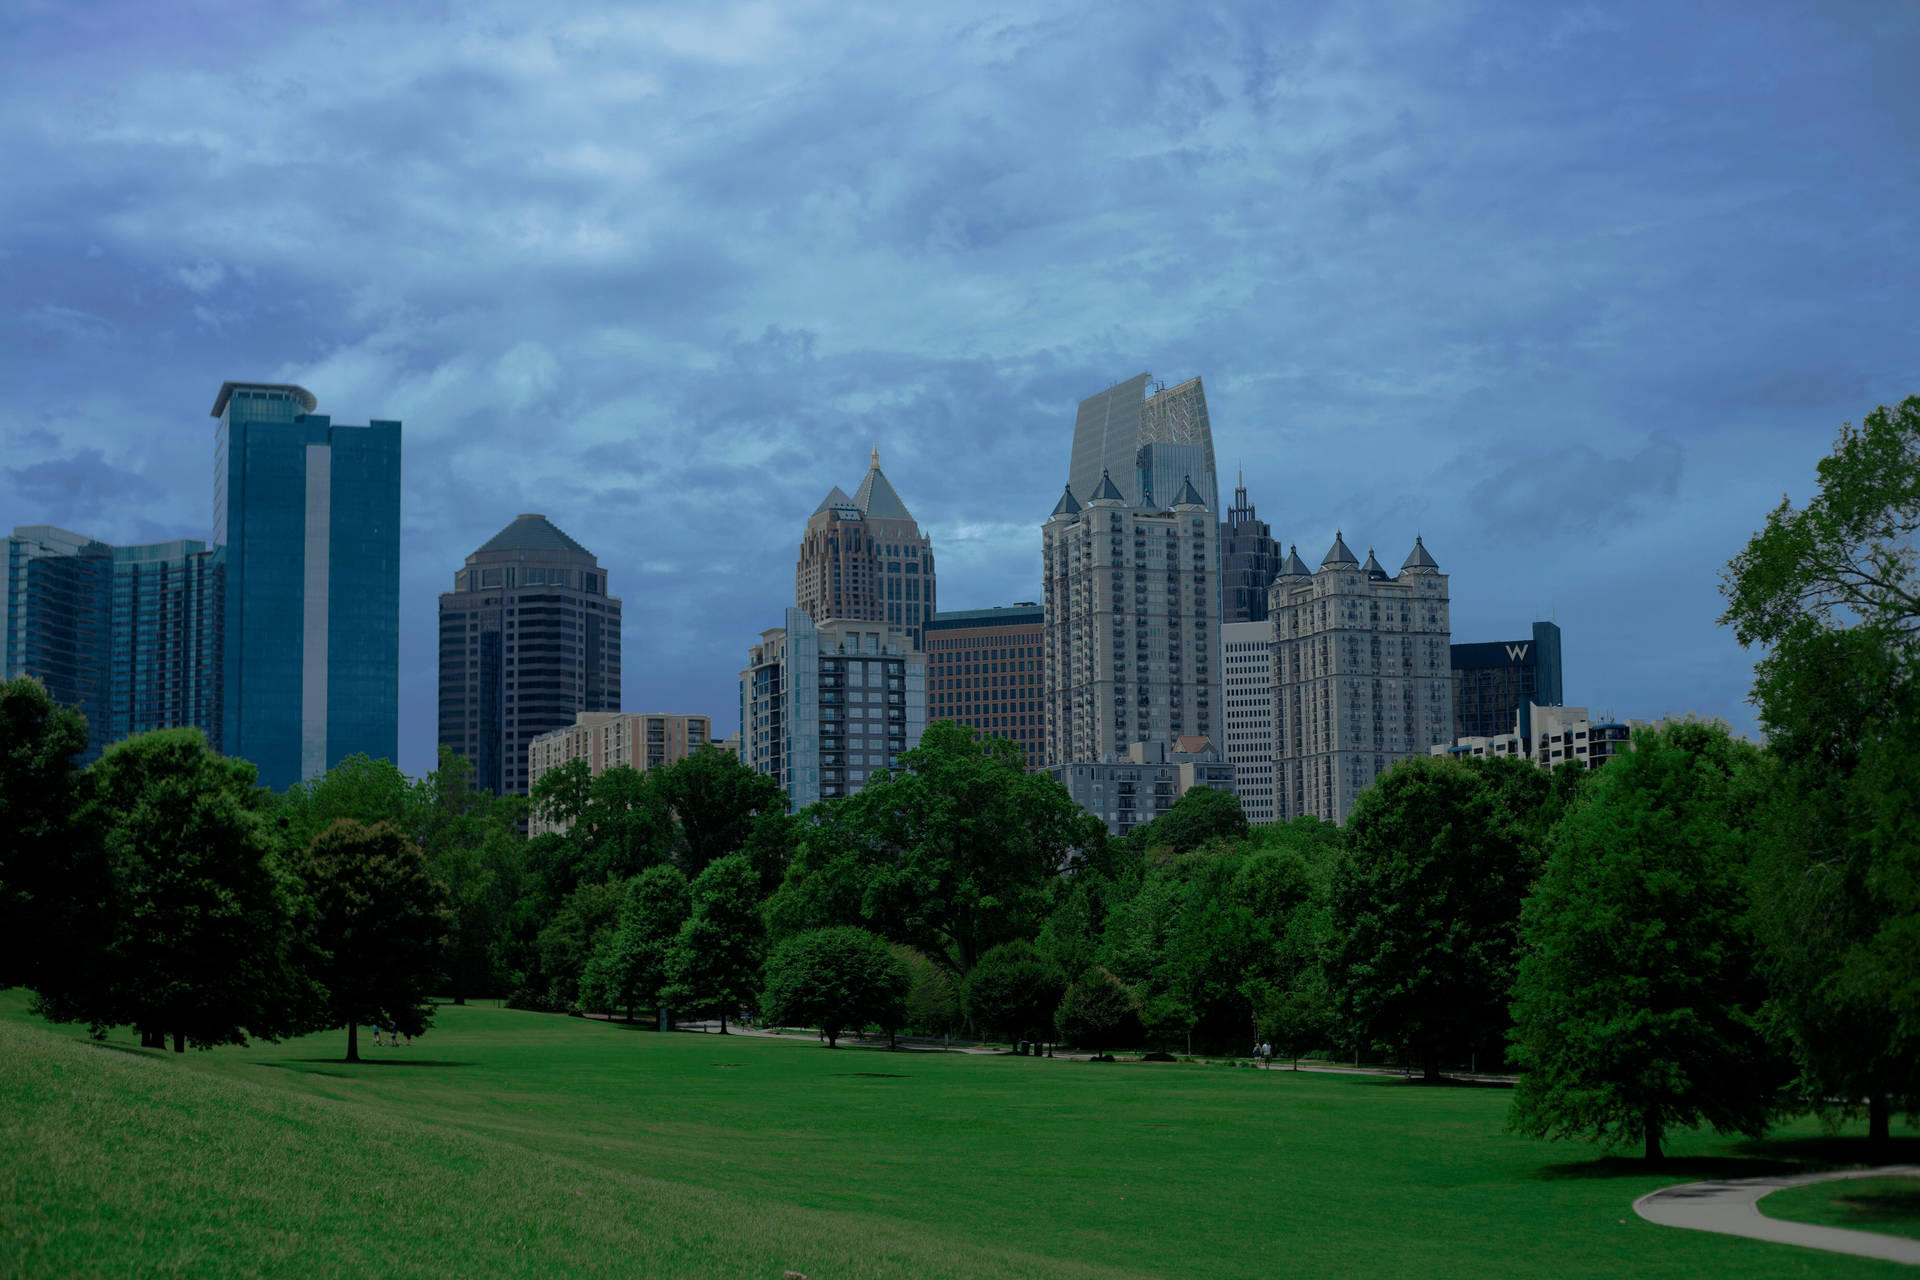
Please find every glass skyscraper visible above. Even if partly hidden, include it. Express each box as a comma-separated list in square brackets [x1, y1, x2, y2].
[6, 525, 223, 763]
[1068, 374, 1218, 512]
[214, 381, 401, 791]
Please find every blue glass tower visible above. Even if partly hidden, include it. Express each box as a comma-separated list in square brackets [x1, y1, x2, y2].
[214, 382, 400, 790]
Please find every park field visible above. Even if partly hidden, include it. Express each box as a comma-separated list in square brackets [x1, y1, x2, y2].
[3, 994, 1914, 1279]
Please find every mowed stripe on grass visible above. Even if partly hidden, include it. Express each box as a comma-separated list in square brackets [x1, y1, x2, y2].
[3, 996, 1911, 1278]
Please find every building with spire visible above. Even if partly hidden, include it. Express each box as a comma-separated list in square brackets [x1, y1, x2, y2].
[1269, 532, 1453, 823]
[437, 513, 621, 795]
[795, 447, 936, 650]
[1220, 474, 1279, 623]
[1042, 469, 1222, 768]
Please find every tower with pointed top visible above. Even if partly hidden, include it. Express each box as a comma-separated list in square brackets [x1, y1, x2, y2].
[795, 447, 936, 649]
[1221, 473, 1279, 623]
[1268, 532, 1453, 823]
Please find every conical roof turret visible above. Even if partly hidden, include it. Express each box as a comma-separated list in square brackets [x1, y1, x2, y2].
[853, 448, 914, 522]
[1401, 535, 1440, 573]
[1277, 544, 1312, 579]
[1320, 530, 1358, 569]
[1173, 474, 1207, 509]
[1363, 548, 1388, 581]
[1089, 468, 1126, 505]
[1050, 485, 1082, 518]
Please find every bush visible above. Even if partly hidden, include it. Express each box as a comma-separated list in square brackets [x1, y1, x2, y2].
[1056, 967, 1141, 1051]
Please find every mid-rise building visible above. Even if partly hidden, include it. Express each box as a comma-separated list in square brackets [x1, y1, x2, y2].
[795, 449, 936, 650]
[1220, 475, 1280, 623]
[924, 604, 1044, 762]
[1046, 738, 1236, 838]
[740, 608, 927, 810]
[214, 381, 400, 790]
[6, 526, 223, 762]
[1432, 702, 1633, 771]
[1451, 621, 1564, 741]
[525, 712, 711, 834]
[438, 514, 621, 795]
[1042, 471, 1221, 766]
[1270, 534, 1453, 824]
[1221, 618, 1275, 824]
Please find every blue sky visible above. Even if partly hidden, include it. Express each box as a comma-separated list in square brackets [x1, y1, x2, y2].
[4, 0, 1916, 776]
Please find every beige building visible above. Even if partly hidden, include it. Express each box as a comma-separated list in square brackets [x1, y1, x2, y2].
[1222, 619, 1275, 824]
[1042, 470, 1221, 766]
[1270, 534, 1453, 824]
[526, 711, 712, 834]
[796, 448, 936, 651]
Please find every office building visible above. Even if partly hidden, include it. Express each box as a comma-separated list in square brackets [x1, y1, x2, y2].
[1270, 534, 1454, 824]
[1042, 472, 1221, 766]
[1220, 475, 1280, 623]
[1068, 373, 1219, 512]
[741, 608, 927, 810]
[796, 448, 936, 649]
[525, 712, 711, 834]
[214, 381, 400, 790]
[1046, 739, 1236, 838]
[924, 604, 1044, 762]
[1451, 621, 1564, 741]
[438, 513, 621, 796]
[1221, 619, 1275, 824]
[6, 526, 223, 762]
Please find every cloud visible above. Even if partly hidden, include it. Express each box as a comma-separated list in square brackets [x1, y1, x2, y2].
[6, 447, 146, 522]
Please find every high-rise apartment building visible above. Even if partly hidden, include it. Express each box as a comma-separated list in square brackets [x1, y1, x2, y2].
[1221, 618, 1275, 824]
[1220, 476, 1280, 623]
[214, 381, 399, 791]
[1270, 534, 1453, 824]
[1068, 374, 1219, 512]
[1451, 621, 1564, 742]
[740, 608, 927, 810]
[1046, 739, 1237, 838]
[6, 526, 223, 762]
[525, 712, 711, 834]
[795, 449, 936, 649]
[438, 514, 621, 796]
[1042, 472, 1221, 766]
[924, 604, 1045, 762]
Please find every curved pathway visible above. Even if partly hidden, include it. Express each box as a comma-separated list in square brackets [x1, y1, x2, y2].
[1634, 1164, 1920, 1265]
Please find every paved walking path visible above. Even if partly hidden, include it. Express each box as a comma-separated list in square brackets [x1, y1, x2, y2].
[1634, 1164, 1920, 1265]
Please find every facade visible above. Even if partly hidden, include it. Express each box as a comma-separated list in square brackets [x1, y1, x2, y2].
[215, 381, 400, 790]
[1270, 534, 1454, 824]
[1042, 472, 1221, 766]
[525, 712, 711, 835]
[795, 449, 936, 650]
[924, 604, 1045, 762]
[1046, 738, 1236, 838]
[1220, 475, 1280, 623]
[6, 526, 223, 762]
[1432, 702, 1633, 771]
[740, 608, 927, 810]
[438, 514, 621, 796]
[1068, 373, 1219, 512]
[1221, 619, 1275, 824]
[1451, 621, 1564, 741]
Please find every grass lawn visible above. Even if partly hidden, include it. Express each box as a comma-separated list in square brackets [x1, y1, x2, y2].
[1763, 1177, 1920, 1243]
[4, 992, 1916, 1279]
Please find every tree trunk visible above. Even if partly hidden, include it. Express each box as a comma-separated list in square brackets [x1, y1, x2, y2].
[140, 1028, 163, 1049]
[1422, 1047, 1441, 1082]
[172, 1032, 184, 1054]
[454, 993, 466, 1007]
[719, 1013, 728, 1035]
[1644, 1107, 1663, 1162]
[1869, 1093, 1891, 1147]
[347, 1022, 360, 1063]
[826, 1027, 839, 1048]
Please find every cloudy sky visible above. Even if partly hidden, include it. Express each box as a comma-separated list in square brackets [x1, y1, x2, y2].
[4, 0, 1916, 775]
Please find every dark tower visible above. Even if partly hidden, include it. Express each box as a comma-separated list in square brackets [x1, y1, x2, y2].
[1219, 473, 1279, 623]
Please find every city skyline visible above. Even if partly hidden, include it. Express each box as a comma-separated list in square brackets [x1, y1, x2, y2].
[5, 4, 1917, 776]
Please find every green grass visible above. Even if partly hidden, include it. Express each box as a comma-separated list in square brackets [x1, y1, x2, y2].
[4, 992, 1916, 1278]
[1763, 1177, 1920, 1243]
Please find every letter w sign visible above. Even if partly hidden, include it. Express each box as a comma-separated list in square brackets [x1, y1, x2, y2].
[1506, 644, 1530, 661]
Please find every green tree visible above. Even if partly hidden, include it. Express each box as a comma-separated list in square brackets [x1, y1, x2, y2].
[579, 766, 674, 881]
[529, 757, 594, 834]
[1328, 754, 1539, 1080]
[965, 939, 1067, 1045]
[1125, 786, 1249, 855]
[893, 944, 960, 1038]
[654, 744, 792, 884]
[1055, 967, 1140, 1052]
[276, 753, 412, 848]
[1252, 975, 1335, 1069]
[295, 819, 449, 1062]
[407, 748, 525, 1004]
[0, 677, 95, 992]
[580, 864, 689, 1020]
[761, 926, 909, 1047]
[1508, 723, 1779, 1161]
[665, 854, 764, 1031]
[535, 879, 627, 1011]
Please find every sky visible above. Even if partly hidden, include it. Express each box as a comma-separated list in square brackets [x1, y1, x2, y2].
[3, 0, 1916, 777]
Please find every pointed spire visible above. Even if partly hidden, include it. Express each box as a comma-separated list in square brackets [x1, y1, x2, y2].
[1321, 529, 1358, 568]
[871, 445, 880, 469]
[1173, 473, 1206, 508]
[853, 452, 913, 522]
[1363, 548, 1388, 581]
[1401, 534, 1439, 573]
[1050, 485, 1082, 518]
[1090, 468, 1126, 504]
[1278, 544, 1311, 578]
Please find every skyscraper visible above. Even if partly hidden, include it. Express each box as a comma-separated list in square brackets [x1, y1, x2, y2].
[1220, 475, 1279, 623]
[1068, 374, 1219, 512]
[924, 603, 1045, 760]
[214, 381, 400, 790]
[1270, 534, 1454, 823]
[6, 526, 223, 762]
[438, 514, 621, 796]
[795, 448, 936, 649]
[1221, 618, 1275, 823]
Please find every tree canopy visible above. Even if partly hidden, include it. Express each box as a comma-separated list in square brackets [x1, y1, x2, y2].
[761, 926, 909, 1048]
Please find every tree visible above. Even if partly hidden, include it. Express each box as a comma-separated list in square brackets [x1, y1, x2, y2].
[408, 748, 526, 1004]
[1252, 976, 1335, 1069]
[1126, 787, 1249, 855]
[580, 864, 689, 1020]
[1720, 396, 1920, 1145]
[276, 753, 411, 849]
[0, 677, 94, 992]
[665, 854, 764, 1031]
[535, 880, 627, 1012]
[654, 745, 791, 884]
[1508, 723, 1780, 1161]
[761, 927, 909, 1048]
[529, 757, 594, 834]
[1328, 754, 1539, 1080]
[295, 819, 449, 1062]
[893, 944, 960, 1039]
[1055, 967, 1140, 1052]
[965, 940, 1067, 1045]
[578, 766, 674, 881]
[46, 729, 302, 1052]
